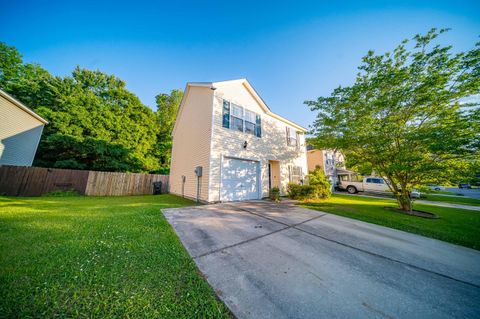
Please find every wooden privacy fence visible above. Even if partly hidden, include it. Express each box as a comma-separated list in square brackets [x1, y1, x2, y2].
[0, 166, 169, 197]
[85, 171, 168, 196]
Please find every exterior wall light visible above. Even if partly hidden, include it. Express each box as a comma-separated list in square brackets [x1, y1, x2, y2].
[243, 141, 248, 149]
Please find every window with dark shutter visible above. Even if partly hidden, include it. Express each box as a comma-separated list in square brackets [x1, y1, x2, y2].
[222, 100, 230, 128]
[286, 127, 291, 145]
[222, 99, 261, 138]
[244, 109, 256, 135]
[231, 103, 244, 132]
[287, 127, 296, 146]
[255, 114, 261, 137]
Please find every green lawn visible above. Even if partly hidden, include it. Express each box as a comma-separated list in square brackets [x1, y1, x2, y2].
[421, 194, 480, 206]
[0, 195, 231, 318]
[301, 194, 480, 250]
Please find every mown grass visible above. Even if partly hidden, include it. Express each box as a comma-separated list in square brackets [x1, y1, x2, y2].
[422, 194, 480, 206]
[301, 194, 480, 250]
[0, 195, 231, 318]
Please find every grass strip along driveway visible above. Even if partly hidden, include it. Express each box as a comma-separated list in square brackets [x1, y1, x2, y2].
[301, 194, 480, 250]
[0, 195, 231, 318]
[422, 194, 480, 206]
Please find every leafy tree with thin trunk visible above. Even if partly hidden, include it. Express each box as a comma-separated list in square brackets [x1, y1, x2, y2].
[154, 89, 184, 173]
[306, 29, 479, 211]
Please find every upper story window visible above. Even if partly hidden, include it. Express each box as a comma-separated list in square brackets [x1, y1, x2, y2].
[222, 100, 262, 137]
[286, 126, 303, 147]
[231, 103, 244, 132]
[244, 110, 256, 135]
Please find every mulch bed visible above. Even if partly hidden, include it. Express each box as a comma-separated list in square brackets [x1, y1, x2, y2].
[383, 206, 439, 219]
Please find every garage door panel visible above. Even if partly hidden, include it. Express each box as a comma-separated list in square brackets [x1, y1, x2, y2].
[221, 158, 259, 201]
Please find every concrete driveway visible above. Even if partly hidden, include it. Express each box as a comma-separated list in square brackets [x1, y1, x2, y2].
[163, 201, 480, 319]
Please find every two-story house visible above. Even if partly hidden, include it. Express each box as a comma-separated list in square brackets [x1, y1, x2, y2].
[169, 79, 307, 203]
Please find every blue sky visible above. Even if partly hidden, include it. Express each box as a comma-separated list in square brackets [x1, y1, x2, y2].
[1, 0, 479, 128]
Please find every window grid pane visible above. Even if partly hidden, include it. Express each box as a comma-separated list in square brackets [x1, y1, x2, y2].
[245, 121, 255, 135]
[231, 104, 243, 117]
[245, 110, 255, 123]
[231, 116, 243, 132]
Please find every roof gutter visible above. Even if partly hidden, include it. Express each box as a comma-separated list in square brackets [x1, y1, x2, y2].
[0, 89, 49, 124]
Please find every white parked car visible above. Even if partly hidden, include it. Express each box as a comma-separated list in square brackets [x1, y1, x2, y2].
[338, 176, 390, 194]
[410, 189, 421, 199]
[337, 175, 422, 199]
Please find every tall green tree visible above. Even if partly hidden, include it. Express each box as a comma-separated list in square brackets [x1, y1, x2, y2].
[0, 43, 161, 172]
[0, 43, 54, 108]
[0, 42, 23, 86]
[35, 134, 143, 172]
[306, 29, 479, 211]
[36, 67, 161, 172]
[154, 89, 183, 171]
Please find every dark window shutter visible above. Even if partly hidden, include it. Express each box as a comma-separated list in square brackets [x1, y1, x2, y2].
[255, 114, 262, 137]
[222, 100, 230, 128]
[286, 127, 290, 145]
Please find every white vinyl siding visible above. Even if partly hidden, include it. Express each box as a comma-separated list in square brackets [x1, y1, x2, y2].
[0, 94, 45, 166]
[169, 86, 214, 202]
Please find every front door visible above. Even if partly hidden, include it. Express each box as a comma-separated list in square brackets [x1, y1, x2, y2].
[269, 160, 280, 189]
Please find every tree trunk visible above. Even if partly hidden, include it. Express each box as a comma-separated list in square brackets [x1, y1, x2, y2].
[396, 190, 412, 212]
[382, 176, 412, 212]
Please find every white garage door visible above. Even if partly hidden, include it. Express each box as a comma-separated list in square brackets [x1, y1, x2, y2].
[221, 157, 259, 201]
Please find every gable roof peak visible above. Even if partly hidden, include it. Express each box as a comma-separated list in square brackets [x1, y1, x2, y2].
[187, 79, 306, 132]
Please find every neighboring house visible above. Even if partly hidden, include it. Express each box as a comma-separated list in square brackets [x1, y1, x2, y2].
[0, 89, 48, 166]
[169, 79, 308, 203]
[307, 148, 345, 182]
